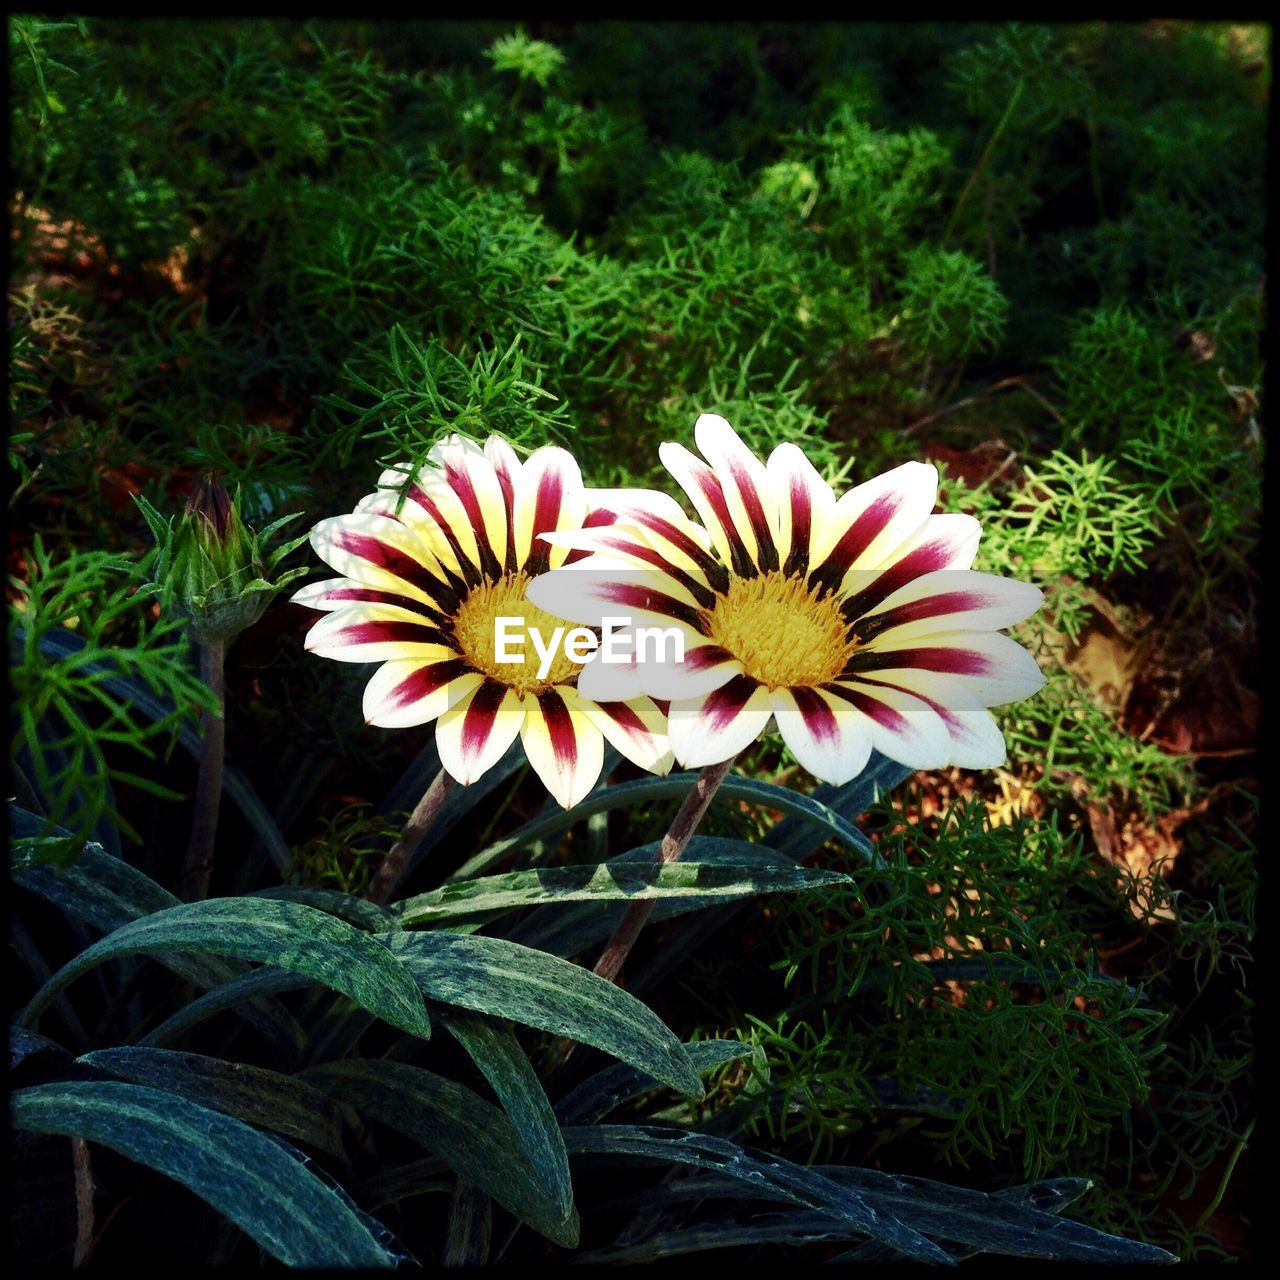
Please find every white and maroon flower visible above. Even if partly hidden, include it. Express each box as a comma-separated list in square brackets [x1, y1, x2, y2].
[292, 435, 672, 808]
[528, 415, 1045, 785]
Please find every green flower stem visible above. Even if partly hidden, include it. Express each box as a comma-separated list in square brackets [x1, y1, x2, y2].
[72, 1136, 94, 1267]
[180, 639, 226, 902]
[543, 756, 736, 1082]
[368, 767, 456, 906]
[592, 755, 737, 984]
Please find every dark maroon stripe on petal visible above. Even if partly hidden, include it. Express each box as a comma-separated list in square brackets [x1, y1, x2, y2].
[492, 463, 518, 573]
[633, 512, 730, 593]
[390, 658, 473, 709]
[810, 493, 901, 593]
[595, 583, 707, 633]
[629, 514, 721, 576]
[460, 679, 509, 761]
[702, 674, 761, 731]
[843, 646, 993, 678]
[492, 460, 516, 514]
[442, 458, 504, 581]
[685, 644, 735, 670]
[566, 508, 619, 566]
[839, 539, 962, 625]
[522, 470, 565, 576]
[853, 590, 985, 643]
[342, 620, 449, 648]
[407, 483, 482, 586]
[333, 531, 459, 611]
[695, 470, 757, 579]
[585, 534, 717, 610]
[729, 459, 779, 573]
[783, 473, 813, 578]
[790, 685, 839, 742]
[824, 681, 909, 732]
[315, 585, 439, 617]
[538, 688, 578, 769]
[595, 701, 646, 736]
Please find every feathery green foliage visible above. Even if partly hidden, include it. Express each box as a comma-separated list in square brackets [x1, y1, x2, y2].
[9, 17, 1258, 1267]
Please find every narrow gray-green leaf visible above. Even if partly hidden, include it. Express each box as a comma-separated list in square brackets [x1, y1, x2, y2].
[437, 1007, 572, 1219]
[397, 859, 850, 925]
[382, 931, 700, 1097]
[252, 885, 396, 932]
[448, 773, 877, 882]
[813, 1165, 1177, 1264]
[765, 751, 912, 863]
[555, 1039, 757, 1125]
[561, 1124, 952, 1265]
[505, 837, 801, 958]
[20, 898, 430, 1040]
[10, 1081, 398, 1267]
[11, 812, 305, 1048]
[574, 1209, 858, 1263]
[80, 1047, 345, 1159]
[139, 966, 311, 1049]
[304, 1059, 578, 1248]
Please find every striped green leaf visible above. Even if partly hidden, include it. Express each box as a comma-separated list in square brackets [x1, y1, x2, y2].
[382, 932, 701, 1096]
[80, 1047, 345, 1158]
[561, 1124, 953, 1265]
[305, 1059, 578, 1247]
[437, 1007, 572, 1220]
[20, 898, 430, 1040]
[10, 1081, 402, 1267]
[447, 772, 877, 882]
[555, 1038, 758, 1124]
[396, 858, 850, 925]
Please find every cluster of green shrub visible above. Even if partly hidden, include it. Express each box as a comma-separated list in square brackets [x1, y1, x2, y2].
[10, 18, 1260, 1263]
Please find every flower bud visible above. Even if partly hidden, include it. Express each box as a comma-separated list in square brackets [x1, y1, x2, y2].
[135, 475, 310, 646]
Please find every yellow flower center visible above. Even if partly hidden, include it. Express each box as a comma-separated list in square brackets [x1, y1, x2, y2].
[706, 571, 854, 690]
[453, 572, 578, 695]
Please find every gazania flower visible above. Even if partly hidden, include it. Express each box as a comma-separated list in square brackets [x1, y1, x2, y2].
[292, 435, 672, 808]
[528, 415, 1045, 785]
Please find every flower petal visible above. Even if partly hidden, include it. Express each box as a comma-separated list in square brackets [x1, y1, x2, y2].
[485, 435, 524, 513]
[771, 686, 873, 785]
[575, 691, 674, 776]
[304, 603, 454, 664]
[512, 445, 587, 575]
[809, 460, 937, 590]
[519, 686, 605, 808]
[824, 680, 951, 769]
[693, 413, 781, 573]
[362, 659, 482, 729]
[309, 513, 456, 611]
[291, 577, 438, 614]
[846, 630, 1047, 709]
[937, 704, 1008, 768]
[574, 649, 651, 703]
[426, 435, 510, 580]
[768, 442, 836, 577]
[659, 441, 756, 579]
[375, 464, 484, 585]
[667, 674, 773, 768]
[854, 569, 1043, 644]
[436, 679, 526, 785]
[586, 487, 722, 583]
[839, 513, 983, 621]
[538, 529, 717, 608]
[525, 568, 707, 635]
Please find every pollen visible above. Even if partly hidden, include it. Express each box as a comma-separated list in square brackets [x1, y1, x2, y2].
[453, 572, 578, 694]
[706, 571, 854, 690]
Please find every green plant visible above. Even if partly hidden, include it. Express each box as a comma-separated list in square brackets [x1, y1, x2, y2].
[9, 538, 216, 864]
